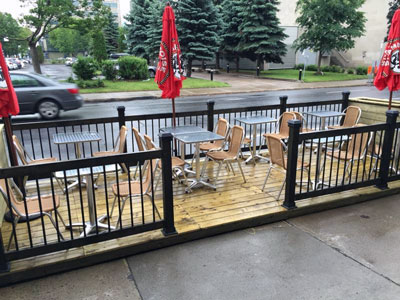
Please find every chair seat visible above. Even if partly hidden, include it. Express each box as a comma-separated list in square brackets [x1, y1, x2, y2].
[28, 157, 57, 165]
[13, 195, 60, 217]
[157, 156, 185, 168]
[112, 181, 146, 197]
[301, 128, 314, 133]
[263, 133, 288, 140]
[199, 142, 221, 151]
[327, 150, 361, 161]
[93, 151, 119, 157]
[243, 137, 251, 145]
[206, 150, 235, 161]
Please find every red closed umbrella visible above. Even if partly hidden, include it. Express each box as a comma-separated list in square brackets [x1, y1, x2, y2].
[155, 2, 185, 127]
[374, 9, 400, 110]
[0, 42, 20, 166]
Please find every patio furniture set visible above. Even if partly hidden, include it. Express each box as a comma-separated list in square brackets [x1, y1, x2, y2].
[1, 105, 388, 242]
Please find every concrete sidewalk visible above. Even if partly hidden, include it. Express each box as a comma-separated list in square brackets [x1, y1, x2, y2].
[2, 193, 399, 299]
[82, 71, 368, 102]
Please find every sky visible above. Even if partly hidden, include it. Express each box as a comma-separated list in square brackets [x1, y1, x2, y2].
[1, 0, 131, 24]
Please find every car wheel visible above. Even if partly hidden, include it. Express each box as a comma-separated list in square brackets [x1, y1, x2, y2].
[149, 69, 156, 78]
[38, 100, 60, 120]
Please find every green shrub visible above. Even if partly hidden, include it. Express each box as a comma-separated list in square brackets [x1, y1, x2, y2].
[347, 69, 355, 75]
[356, 66, 368, 75]
[305, 64, 318, 71]
[321, 65, 331, 72]
[75, 78, 105, 88]
[66, 76, 75, 83]
[72, 57, 98, 80]
[102, 60, 118, 80]
[118, 56, 148, 80]
[295, 63, 304, 70]
[331, 65, 343, 73]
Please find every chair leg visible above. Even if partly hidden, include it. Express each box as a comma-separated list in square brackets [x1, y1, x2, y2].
[277, 181, 285, 200]
[7, 216, 20, 251]
[45, 212, 65, 240]
[200, 156, 210, 178]
[56, 210, 67, 228]
[214, 162, 223, 188]
[262, 166, 273, 191]
[114, 197, 128, 229]
[236, 159, 246, 183]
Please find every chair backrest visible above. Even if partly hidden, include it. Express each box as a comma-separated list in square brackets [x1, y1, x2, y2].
[279, 112, 296, 137]
[116, 125, 128, 153]
[265, 134, 286, 169]
[143, 134, 157, 150]
[12, 135, 30, 165]
[227, 125, 244, 157]
[142, 159, 159, 194]
[292, 111, 308, 131]
[132, 127, 146, 152]
[214, 118, 229, 147]
[342, 106, 361, 127]
[0, 179, 23, 217]
[346, 127, 370, 160]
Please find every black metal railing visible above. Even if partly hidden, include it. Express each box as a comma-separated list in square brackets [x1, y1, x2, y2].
[0, 134, 176, 272]
[10, 93, 348, 165]
[283, 110, 400, 209]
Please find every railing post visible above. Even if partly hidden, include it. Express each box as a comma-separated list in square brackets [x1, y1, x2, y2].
[283, 119, 302, 210]
[376, 110, 399, 190]
[0, 232, 10, 273]
[341, 91, 350, 111]
[279, 95, 288, 116]
[117, 106, 127, 153]
[207, 100, 215, 132]
[159, 133, 177, 236]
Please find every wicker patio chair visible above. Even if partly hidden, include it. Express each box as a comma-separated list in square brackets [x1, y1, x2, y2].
[292, 111, 314, 133]
[132, 127, 147, 179]
[327, 106, 361, 130]
[262, 134, 310, 200]
[0, 178, 66, 250]
[326, 127, 371, 182]
[200, 125, 246, 190]
[143, 134, 189, 191]
[108, 159, 159, 228]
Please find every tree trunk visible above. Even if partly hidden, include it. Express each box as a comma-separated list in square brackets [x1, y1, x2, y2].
[257, 55, 264, 70]
[186, 59, 192, 77]
[235, 55, 240, 72]
[317, 51, 323, 75]
[215, 52, 220, 69]
[30, 44, 42, 74]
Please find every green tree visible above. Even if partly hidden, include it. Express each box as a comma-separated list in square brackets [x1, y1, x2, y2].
[175, 0, 220, 77]
[144, 0, 163, 63]
[0, 12, 28, 56]
[49, 28, 89, 56]
[91, 30, 108, 62]
[126, 0, 151, 59]
[103, 10, 119, 55]
[117, 27, 127, 53]
[237, 0, 288, 69]
[387, 1, 400, 40]
[294, 0, 366, 74]
[221, 0, 242, 71]
[19, 0, 109, 73]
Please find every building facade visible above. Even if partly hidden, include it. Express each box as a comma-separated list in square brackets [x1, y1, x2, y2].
[103, 0, 122, 26]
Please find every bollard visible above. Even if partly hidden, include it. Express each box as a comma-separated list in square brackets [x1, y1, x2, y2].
[210, 70, 214, 81]
[298, 69, 303, 81]
[256, 66, 260, 77]
[227, 63, 230, 73]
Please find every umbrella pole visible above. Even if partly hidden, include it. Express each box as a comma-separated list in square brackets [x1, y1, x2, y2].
[3, 116, 18, 167]
[171, 97, 178, 156]
[389, 91, 393, 110]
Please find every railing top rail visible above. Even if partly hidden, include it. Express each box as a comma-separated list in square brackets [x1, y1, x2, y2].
[0, 149, 162, 178]
[298, 123, 387, 142]
[286, 99, 343, 108]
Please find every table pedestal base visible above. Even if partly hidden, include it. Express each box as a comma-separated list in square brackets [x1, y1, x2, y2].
[66, 221, 115, 237]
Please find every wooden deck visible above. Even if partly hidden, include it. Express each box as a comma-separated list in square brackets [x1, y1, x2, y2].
[1, 150, 400, 285]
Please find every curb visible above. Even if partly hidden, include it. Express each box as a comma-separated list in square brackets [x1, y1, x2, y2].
[82, 81, 369, 103]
